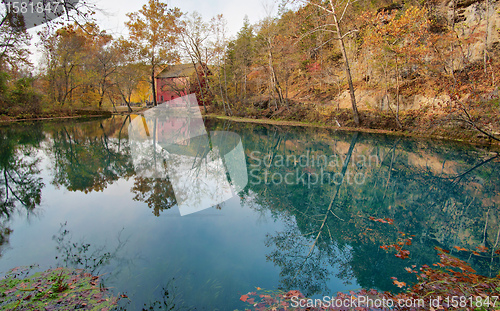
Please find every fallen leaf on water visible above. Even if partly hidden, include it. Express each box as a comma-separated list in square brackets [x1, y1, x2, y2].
[240, 294, 249, 302]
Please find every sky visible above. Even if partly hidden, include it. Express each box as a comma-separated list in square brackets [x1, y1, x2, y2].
[24, 0, 277, 65]
[92, 0, 274, 38]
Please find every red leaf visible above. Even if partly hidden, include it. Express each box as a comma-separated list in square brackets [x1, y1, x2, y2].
[240, 294, 249, 302]
[284, 290, 303, 299]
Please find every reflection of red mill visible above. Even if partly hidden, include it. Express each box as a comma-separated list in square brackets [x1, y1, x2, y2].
[128, 94, 248, 216]
[156, 119, 193, 146]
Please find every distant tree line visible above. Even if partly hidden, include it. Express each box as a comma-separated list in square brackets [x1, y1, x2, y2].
[0, 0, 497, 126]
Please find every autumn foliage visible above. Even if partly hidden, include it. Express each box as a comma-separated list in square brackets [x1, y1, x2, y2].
[240, 217, 500, 310]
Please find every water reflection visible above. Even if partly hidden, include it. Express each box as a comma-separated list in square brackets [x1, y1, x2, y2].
[128, 94, 248, 216]
[237, 123, 500, 294]
[0, 123, 45, 256]
[50, 118, 135, 193]
[0, 114, 499, 309]
[52, 222, 126, 275]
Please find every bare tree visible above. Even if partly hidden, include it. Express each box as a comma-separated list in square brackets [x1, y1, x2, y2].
[294, 0, 360, 125]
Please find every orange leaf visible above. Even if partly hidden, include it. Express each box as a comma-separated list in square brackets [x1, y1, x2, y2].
[476, 245, 488, 252]
[240, 294, 249, 302]
[453, 246, 468, 252]
[393, 280, 406, 288]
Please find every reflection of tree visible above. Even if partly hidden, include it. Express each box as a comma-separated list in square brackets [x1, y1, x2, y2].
[132, 177, 177, 216]
[130, 111, 240, 215]
[50, 120, 134, 193]
[116, 279, 195, 311]
[265, 133, 359, 296]
[52, 222, 126, 275]
[0, 124, 45, 257]
[0, 129, 44, 215]
[0, 220, 12, 257]
[230, 121, 500, 295]
[266, 218, 355, 296]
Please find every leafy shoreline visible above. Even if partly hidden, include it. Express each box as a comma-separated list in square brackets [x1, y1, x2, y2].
[1, 107, 498, 149]
[205, 111, 500, 149]
[0, 110, 112, 123]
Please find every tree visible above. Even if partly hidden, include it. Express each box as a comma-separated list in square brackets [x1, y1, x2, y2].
[50, 121, 134, 193]
[125, 0, 182, 107]
[295, 0, 361, 125]
[132, 177, 176, 216]
[92, 34, 116, 108]
[109, 38, 147, 113]
[40, 23, 111, 107]
[256, 17, 286, 110]
[362, 6, 430, 128]
[179, 12, 213, 112]
[0, 17, 31, 71]
[226, 16, 255, 103]
[210, 14, 232, 115]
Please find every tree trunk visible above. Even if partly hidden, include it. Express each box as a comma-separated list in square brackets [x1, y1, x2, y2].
[151, 70, 157, 107]
[268, 41, 284, 109]
[243, 66, 247, 101]
[395, 56, 402, 129]
[151, 54, 157, 107]
[484, 0, 490, 77]
[190, 59, 207, 113]
[330, 0, 360, 125]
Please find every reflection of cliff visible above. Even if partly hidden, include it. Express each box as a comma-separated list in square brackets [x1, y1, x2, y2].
[222, 121, 500, 294]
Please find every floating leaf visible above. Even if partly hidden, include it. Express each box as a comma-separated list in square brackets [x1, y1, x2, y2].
[393, 280, 406, 288]
[240, 294, 249, 302]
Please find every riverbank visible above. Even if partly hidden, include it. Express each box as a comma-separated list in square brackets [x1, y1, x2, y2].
[0, 109, 112, 123]
[0, 105, 150, 123]
[2, 102, 498, 149]
[205, 104, 500, 148]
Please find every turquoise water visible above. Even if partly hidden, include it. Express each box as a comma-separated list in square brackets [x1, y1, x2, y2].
[0, 115, 499, 310]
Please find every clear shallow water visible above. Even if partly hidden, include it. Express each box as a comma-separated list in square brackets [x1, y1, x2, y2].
[0, 112, 499, 310]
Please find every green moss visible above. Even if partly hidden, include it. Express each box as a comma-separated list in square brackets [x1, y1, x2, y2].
[0, 266, 119, 310]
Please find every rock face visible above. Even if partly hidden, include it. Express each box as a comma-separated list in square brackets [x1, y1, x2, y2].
[334, 0, 500, 112]
[335, 90, 451, 111]
[450, 0, 500, 62]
